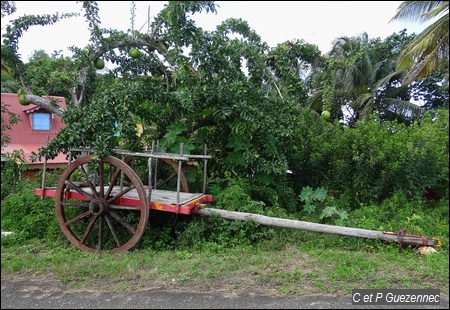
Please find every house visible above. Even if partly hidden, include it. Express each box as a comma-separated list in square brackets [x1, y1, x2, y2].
[1, 93, 68, 180]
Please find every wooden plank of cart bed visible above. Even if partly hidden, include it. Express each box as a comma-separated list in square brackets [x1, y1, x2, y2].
[35, 187, 204, 205]
[149, 190, 212, 215]
[149, 189, 205, 205]
[105, 187, 203, 205]
[106, 187, 209, 215]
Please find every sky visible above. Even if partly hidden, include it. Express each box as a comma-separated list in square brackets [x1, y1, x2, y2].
[1, 1, 433, 62]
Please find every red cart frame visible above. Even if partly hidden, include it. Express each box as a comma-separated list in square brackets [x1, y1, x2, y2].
[35, 143, 213, 253]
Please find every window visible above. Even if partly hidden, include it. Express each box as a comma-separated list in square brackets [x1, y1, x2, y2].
[32, 112, 51, 130]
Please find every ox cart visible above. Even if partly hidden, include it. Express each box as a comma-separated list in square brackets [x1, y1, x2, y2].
[35, 143, 442, 253]
[35, 143, 213, 253]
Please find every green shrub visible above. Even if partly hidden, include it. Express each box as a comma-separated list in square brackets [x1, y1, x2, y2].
[175, 181, 291, 250]
[298, 186, 348, 225]
[1, 150, 27, 200]
[287, 109, 449, 209]
[1, 179, 60, 246]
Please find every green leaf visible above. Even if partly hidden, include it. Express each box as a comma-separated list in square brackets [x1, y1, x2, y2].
[299, 186, 314, 202]
[320, 206, 338, 219]
[312, 188, 328, 202]
[226, 151, 248, 168]
[303, 203, 315, 215]
[338, 210, 348, 220]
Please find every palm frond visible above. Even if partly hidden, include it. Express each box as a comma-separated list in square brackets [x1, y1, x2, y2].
[350, 93, 374, 122]
[393, 1, 449, 84]
[373, 69, 405, 89]
[381, 97, 425, 119]
[0, 79, 20, 93]
[305, 89, 323, 111]
[390, 1, 447, 23]
[398, 12, 449, 83]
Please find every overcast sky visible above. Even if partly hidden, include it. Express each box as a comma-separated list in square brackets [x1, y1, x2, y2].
[1, 1, 432, 61]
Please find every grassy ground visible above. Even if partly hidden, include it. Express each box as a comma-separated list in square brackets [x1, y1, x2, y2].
[2, 180, 448, 297]
[2, 230, 448, 297]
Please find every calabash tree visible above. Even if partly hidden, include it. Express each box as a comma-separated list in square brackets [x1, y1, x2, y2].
[2, 1, 321, 206]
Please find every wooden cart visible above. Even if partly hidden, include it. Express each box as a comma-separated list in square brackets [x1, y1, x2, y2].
[35, 143, 213, 253]
[35, 143, 442, 253]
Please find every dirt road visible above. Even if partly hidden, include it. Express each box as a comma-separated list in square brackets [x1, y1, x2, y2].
[2, 276, 448, 309]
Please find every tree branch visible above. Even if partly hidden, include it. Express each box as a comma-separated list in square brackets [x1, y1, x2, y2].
[25, 95, 65, 117]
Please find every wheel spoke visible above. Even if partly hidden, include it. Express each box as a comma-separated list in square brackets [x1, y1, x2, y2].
[154, 158, 189, 192]
[108, 210, 137, 234]
[64, 210, 91, 226]
[77, 162, 99, 197]
[79, 214, 99, 244]
[98, 216, 104, 251]
[105, 214, 123, 247]
[157, 172, 177, 188]
[107, 204, 139, 211]
[66, 180, 96, 201]
[99, 161, 105, 198]
[105, 166, 123, 198]
[107, 185, 136, 204]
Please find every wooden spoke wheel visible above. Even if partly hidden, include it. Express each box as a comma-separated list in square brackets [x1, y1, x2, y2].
[55, 155, 149, 253]
[153, 158, 190, 193]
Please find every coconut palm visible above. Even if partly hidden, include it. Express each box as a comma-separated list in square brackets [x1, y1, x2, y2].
[307, 33, 423, 124]
[390, 1, 449, 87]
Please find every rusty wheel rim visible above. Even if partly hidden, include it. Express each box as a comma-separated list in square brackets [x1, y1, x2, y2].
[55, 155, 149, 253]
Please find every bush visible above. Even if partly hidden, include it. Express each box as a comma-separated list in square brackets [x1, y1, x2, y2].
[2, 110, 447, 253]
[344, 192, 449, 251]
[287, 109, 449, 209]
[1, 179, 61, 246]
[175, 181, 290, 250]
[1, 150, 27, 200]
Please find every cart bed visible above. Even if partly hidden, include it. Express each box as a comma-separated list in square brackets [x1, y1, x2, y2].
[35, 187, 213, 215]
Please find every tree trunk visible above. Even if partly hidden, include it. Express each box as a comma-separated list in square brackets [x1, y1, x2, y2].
[196, 208, 439, 248]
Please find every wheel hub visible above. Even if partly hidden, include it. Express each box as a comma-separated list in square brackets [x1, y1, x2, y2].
[89, 199, 107, 215]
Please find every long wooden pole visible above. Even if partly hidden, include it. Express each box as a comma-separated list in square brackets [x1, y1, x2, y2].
[197, 207, 439, 247]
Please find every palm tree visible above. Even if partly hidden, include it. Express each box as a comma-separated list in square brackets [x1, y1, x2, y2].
[390, 1, 449, 87]
[307, 33, 423, 124]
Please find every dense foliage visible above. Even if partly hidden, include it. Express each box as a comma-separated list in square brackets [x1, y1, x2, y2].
[2, 108, 448, 250]
[1, 1, 448, 253]
[287, 109, 449, 209]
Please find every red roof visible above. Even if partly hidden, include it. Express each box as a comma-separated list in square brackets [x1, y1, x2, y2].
[2, 143, 68, 165]
[1, 93, 68, 165]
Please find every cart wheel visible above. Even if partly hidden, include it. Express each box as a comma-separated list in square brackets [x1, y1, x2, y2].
[154, 158, 190, 193]
[55, 155, 149, 253]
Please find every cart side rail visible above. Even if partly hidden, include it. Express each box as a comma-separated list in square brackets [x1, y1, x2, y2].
[39, 142, 212, 205]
